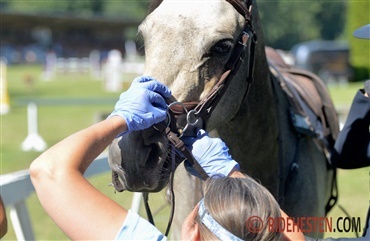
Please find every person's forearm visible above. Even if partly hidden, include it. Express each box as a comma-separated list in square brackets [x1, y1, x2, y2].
[229, 169, 245, 178]
[280, 210, 305, 241]
[30, 116, 127, 240]
[31, 116, 126, 175]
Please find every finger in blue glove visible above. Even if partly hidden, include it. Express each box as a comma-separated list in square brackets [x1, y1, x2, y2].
[182, 129, 240, 178]
[108, 76, 172, 135]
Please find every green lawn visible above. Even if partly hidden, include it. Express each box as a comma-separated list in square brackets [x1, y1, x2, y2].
[1, 65, 368, 240]
[1, 65, 151, 240]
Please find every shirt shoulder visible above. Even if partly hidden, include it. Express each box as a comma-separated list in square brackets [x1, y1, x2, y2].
[114, 209, 167, 241]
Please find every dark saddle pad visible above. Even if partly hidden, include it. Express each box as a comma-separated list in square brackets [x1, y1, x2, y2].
[266, 46, 339, 153]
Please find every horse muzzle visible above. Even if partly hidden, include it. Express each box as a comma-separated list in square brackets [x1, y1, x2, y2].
[108, 130, 174, 192]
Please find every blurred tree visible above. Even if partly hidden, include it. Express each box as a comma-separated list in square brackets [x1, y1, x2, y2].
[0, 1, 9, 10]
[104, 1, 148, 20]
[345, 0, 370, 81]
[5, 0, 347, 46]
[4, 1, 354, 59]
[5, 0, 148, 20]
[258, 0, 346, 50]
[91, 0, 104, 16]
[317, 2, 346, 40]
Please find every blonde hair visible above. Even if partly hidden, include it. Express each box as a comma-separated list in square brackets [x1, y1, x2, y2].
[198, 176, 282, 241]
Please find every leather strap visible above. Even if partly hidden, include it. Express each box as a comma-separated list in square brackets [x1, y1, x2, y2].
[154, 122, 209, 180]
[226, 0, 251, 19]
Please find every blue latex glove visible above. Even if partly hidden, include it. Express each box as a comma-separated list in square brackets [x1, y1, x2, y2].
[181, 129, 240, 178]
[108, 76, 171, 134]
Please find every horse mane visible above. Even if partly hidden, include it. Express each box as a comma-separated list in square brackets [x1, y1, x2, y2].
[148, 0, 163, 14]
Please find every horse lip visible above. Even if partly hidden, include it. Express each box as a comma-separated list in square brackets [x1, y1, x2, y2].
[111, 132, 174, 192]
[125, 146, 171, 192]
[119, 166, 170, 192]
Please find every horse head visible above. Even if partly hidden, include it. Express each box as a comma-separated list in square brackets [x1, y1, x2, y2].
[109, 0, 261, 192]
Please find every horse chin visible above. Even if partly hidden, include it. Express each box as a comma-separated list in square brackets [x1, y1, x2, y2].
[118, 159, 171, 193]
[108, 131, 174, 193]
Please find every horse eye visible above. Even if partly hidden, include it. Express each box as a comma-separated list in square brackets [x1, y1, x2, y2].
[210, 40, 233, 56]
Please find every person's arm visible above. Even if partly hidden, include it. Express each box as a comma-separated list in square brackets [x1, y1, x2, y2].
[30, 76, 171, 240]
[279, 210, 305, 241]
[0, 195, 7, 238]
[331, 89, 370, 169]
[31, 117, 128, 240]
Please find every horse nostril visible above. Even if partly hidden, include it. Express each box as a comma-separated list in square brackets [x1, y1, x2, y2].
[148, 143, 160, 161]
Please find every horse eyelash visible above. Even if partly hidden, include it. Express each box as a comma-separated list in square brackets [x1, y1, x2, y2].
[136, 33, 145, 54]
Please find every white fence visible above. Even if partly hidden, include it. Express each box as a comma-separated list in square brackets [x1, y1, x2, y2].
[0, 154, 111, 240]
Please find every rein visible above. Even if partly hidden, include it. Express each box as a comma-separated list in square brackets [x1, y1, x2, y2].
[145, 0, 257, 236]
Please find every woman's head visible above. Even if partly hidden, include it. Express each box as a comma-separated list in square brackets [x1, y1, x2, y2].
[192, 176, 282, 241]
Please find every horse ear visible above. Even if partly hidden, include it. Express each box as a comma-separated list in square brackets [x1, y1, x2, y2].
[148, 0, 163, 14]
[243, 0, 253, 8]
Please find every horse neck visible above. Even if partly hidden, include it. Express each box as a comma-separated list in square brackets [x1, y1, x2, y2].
[216, 4, 280, 188]
[236, 2, 278, 139]
[236, 40, 278, 145]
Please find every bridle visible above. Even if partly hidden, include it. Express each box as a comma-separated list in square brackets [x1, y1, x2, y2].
[164, 0, 257, 134]
[137, 0, 257, 236]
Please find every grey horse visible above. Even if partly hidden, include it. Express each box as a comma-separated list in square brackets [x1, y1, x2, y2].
[109, 0, 338, 238]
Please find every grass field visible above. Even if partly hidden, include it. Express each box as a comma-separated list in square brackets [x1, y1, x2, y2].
[1, 65, 368, 240]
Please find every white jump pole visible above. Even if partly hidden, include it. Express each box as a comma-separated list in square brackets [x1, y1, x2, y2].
[130, 192, 143, 214]
[0, 58, 10, 115]
[21, 102, 47, 152]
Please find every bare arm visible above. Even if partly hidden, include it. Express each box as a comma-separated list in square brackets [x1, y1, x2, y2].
[30, 116, 128, 240]
[229, 169, 245, 178]
[279, 210, 306, 241]
[30, 77, 171, 240]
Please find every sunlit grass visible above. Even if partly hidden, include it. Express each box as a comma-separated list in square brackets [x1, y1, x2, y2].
[328, 81, 364, 108]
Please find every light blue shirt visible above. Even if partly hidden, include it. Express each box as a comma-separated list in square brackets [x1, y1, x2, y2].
[114, 210, 167, 240]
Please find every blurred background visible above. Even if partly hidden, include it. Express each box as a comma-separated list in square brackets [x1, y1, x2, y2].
[0, 0, 369, 240]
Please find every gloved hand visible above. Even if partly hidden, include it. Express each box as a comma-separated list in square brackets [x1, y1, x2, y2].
[108, 76, 171, 135]
[181, 129, 240, 178]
